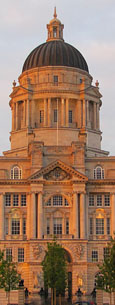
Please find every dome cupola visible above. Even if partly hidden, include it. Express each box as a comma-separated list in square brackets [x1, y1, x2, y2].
[22, 8, 89, 73]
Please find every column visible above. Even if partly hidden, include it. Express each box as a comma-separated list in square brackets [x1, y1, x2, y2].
[11, 105, 14, 131]
[82, 99, 86, 128]
[30, 193, 36, 239]
[48, 98, 51, 127]
[8, 214, 11, 238]
[97, 103, 100, 130]
[73, 192, 78, 238]
[61, 98, 65, 126]
[23, 100, 26, 127]
[80, 193, 86, 239]
[26, 193, 31, 240]
[51, 214, 53, 235]
[0, 193, 4, 240]
[66, 98, 69, 127]
[44, 98, 47, 127]
[16, 102, 18, 130]
[86, 100, 90, 127]
[94, 102, 97, 130]
[85, 194, 88, 239]
[111, 193, 115, 237]
[38, 192, 43, 239]
[26, 99, 30, 128]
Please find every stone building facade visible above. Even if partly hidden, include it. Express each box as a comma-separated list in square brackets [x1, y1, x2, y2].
[0, 8, 115, 297]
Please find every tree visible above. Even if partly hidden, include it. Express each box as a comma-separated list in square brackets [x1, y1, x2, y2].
[96, 237, 115, 305]
[42, 240, 67, 305]
[0, 250, 20, 305]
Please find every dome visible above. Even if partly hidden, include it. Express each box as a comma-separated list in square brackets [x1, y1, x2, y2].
[22, 40, 89, 73]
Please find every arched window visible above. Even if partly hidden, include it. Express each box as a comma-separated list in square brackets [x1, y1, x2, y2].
[94, 166, 104, 179]
[11, 166, 22, 179]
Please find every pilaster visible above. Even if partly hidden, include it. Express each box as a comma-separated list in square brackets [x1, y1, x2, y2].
[0, 193, 4, 240]
[73, 192, 78, 238]
[66, 98, 69, 127]
[80, 193, 86, 239]
[38, 192, 43, 239]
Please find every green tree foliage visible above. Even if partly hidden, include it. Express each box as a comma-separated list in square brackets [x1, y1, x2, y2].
[42, 240, 67, 295]
[0, 250, 20, 304]
[96, 237, 115, 294]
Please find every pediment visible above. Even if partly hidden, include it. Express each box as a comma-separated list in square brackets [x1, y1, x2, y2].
[86, 86, 102, 98]
[29, 160, 88, 182]
[10, 85, 33, 100]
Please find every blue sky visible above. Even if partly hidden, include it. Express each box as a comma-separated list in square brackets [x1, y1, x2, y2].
[0, 0, 115, 155]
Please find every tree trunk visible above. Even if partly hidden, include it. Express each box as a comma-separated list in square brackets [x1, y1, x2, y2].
[59, 294, 61, 305]
[51, 287, 53, 305]
[54, 287, 56, 305]
[7, 291, 10, 305]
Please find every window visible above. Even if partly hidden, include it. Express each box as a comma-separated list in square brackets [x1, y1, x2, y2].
[89, 194, 94, 206]
[53, 195, 63, 206]
[5, 194, 11, 206]
[13, 194, 19, 206]
[40, 110, 44, 123]
[104, 194, 110, 206]
[54, 109, 58, 122]
[107, 218, 110, 235]
[5, 218, 8, 235]
[53, 218, 62, 235]
[94, 166, 104, 179]
[18, 248, 24, 262]
[12, 219, 20, 235]
[103, 247, 109, 260]
[11, 166, 22, 179]
[66, 219, 69, 235]
[46, 198, 51, 206]
[6, 248, 12, 261]
[97, 194, 102, 206]
[90, 218, 93, 235]
[47, 218, 50, 235]
[69, 110, 72, 123]
[21, 194, 26, 206]
[64, 198, 69, 206]
[53, 27, 57, 38]
[23, 218, 26, 235]
[92, 250, 98, 262]
[96, 218, 104, 235]
[54, 75, 58, 83]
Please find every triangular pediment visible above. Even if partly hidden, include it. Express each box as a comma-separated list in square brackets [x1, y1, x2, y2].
[10, 86, 33, 100]
[29, 160, 88, 182]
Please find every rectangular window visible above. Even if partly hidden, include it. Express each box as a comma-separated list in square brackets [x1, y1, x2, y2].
[89, 194, 94, 206]
[23, 218, 26, 235]
[96, 218, 104, 235]
[66, 219, 69, 235]
[12, 219, 20, 235]
[103, 247, 109, 260]
[40, 110, 44, 123]
[107, 218, 110, 235]
[104, 194, 110, 206]
[5, 218, 8, 235]
[46, 198, 51, 206]
[18, 248, 24, 262]
[53, 218, 62, 235]
[21, 194, 26, 206]
[5, 194, 11, 206]
[6, 248, 12, 261]
[54, 109, 58, 122]
[92, 250, 98, 262]
[97, 194, 102, 206]
[53, 195, 62, 206]
[13, 194, 19, 206]
[90, 218, 93, 235]
[47, 218, 50, 235]
[69, 110, 72, 123]
[54, 75, 58, 84]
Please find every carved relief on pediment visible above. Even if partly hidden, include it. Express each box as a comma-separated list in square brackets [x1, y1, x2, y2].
[44, 167, 71, 181]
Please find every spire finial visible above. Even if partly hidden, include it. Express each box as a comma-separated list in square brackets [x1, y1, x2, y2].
[54, 7, 57, 18]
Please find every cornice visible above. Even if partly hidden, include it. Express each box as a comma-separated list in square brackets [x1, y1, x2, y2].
[88, 179, 115, 185]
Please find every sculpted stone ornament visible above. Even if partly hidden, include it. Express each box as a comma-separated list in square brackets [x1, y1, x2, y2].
[76, 244, 84, 259]
[44, 167, 71, 181]
[33, 244, 43, 259]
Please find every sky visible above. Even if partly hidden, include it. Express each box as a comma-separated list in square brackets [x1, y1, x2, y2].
[0, 0, 115, 155]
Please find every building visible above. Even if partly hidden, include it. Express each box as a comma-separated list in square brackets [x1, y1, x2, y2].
[0, 8, 115, 297]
